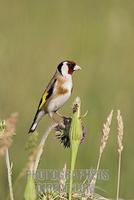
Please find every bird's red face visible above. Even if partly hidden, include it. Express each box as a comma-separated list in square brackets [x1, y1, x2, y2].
[57, 60, 81, 77]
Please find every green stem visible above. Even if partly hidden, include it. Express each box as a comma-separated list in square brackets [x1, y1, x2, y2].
[69, 142, 79, 200]
[69, 97, 82, 200]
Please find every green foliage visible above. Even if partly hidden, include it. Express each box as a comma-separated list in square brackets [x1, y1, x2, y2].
[69, 98, 83, 200]
[24, 175, 36, 200]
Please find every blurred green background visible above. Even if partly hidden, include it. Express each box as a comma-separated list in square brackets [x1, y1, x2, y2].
[0, 0, 134, 199]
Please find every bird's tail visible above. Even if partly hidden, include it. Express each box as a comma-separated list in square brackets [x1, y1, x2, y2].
[28, 110, 45, 134]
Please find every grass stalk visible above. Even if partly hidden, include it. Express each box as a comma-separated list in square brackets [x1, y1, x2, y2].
[0, 113, 18, 200]
[85, 110, 113, 197]
[33, 123, 57, 173]
[116, 110, 124, 200]
[116, 151, 122, 200]
[5, 148, 14, 200]
[24, 124, 57, 200]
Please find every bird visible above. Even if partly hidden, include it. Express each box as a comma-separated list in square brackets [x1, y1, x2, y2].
[28, 60, 81, 133]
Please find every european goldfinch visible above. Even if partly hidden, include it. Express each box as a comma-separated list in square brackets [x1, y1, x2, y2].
[28, 60, 81, 133]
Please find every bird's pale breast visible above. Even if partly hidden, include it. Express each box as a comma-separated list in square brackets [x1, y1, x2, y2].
[47, 76, 72, 112]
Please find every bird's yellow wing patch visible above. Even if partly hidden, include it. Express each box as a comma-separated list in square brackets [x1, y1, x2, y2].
[38, 78, 57, 110]
[39, 92, 48, 109]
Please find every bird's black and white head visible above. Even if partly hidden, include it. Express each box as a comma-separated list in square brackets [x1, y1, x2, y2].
[57, 60, 81, 78]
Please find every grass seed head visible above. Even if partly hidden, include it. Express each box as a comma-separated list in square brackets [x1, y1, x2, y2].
[117, 110, 124, 153]
[99, 110, 113, 155]
[60, 163, 67, 193]
[0, 113, 18, 156]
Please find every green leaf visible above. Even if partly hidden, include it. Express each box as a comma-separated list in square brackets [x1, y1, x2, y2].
[24, 175, 36, 200]
[69, 97, 83, 200]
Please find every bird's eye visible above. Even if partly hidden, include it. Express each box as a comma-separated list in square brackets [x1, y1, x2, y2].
[68, 63, 71, 67]
[67, 63, 75, 70]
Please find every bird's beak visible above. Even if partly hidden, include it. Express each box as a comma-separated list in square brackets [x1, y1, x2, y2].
[74, 65, 81, 71]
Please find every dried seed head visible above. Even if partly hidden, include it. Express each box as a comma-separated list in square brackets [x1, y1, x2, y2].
[0, 113, 18, 156]
[117, 110, 124, 153]
[60, 163, 67, 193]
[99, 110, 113, 155]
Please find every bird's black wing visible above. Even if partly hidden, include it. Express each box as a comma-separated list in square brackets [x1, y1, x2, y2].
[38, 78, 57, 110]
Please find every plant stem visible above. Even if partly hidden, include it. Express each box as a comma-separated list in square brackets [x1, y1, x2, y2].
[87, 153, 101, 195]
[116, 151, 122, 200]
[33, 124, 57, 173]
[69, 143, 79, 200]
[96, 153, 101, 173]
[69, 97, 82, 200]
[5, 148, 14, 200]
